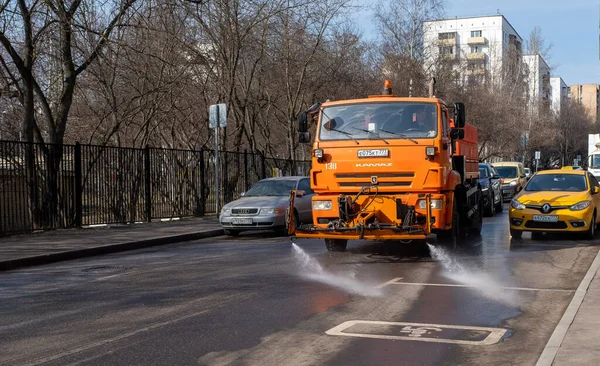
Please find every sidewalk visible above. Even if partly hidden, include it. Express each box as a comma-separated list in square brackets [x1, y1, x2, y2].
[552, 264, 600, 365]
[0, 217, 223, 271]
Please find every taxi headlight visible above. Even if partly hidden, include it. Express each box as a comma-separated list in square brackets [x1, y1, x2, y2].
[510, 199, 525, 210]
[570, 200, 591, 211]
[313, 200, 332, 210]
[418, 199, 443, 209]
[510, 181, 517, 186]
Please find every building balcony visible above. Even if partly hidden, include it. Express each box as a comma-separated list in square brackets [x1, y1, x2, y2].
[466, 68, 486, 76]
[467, 36, 486, 45]
[466, 52, 486, 61]
[438, 38, 457, 46]
[440, 53, 458, 61]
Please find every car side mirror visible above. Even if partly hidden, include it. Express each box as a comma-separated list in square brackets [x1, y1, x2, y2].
[453, 102, 466, 128]
[593, 187, 600, 194]
[492, 174, 501, 180]
[296, 190, 306, 197]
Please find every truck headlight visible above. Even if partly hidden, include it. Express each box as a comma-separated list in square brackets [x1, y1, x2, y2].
[260, 208, 280, 214]
[510, 199, 525, 210]
[313, 200, 332, 210]
[426, 146, 436, 156]
[570, 201, 591, 211]
[418, 199, 443, 209]
[313, 149, 324, 158]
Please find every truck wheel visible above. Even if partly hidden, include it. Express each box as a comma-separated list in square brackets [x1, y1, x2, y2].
[325, 239, 348, 252]
[437, 199, 459, 250]
[484, 191, 494, 217]
[469, 196, 483, 236]
[510, 229, 522, 239]
[495, 195, 503, 213]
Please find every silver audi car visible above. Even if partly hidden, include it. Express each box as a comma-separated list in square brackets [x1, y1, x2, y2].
[219, 176, 314, 236]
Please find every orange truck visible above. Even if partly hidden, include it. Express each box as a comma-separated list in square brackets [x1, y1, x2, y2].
[287, 79, 482, 251]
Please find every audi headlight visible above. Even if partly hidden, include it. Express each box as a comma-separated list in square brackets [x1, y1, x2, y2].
[260, 208, 280, 214]
[570, 201, 591, 211]
[418, 199, 443, 209]
[220, 208, 231, 216]
[313, 200, 332, 210]
[510, 181, 517, 186]
[510, 199, 525, 210]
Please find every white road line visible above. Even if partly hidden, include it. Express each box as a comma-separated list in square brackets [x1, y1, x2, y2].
[376, 277, 404, 288]
[386, 281, 574, 293]
[326, 320, 508, 346]
[535, 248, 600, 366]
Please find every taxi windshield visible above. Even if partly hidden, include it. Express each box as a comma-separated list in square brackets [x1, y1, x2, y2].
[525, 174, 588, 192]
[319, 102, 438, 141]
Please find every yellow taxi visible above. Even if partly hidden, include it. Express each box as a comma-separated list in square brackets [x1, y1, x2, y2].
[509, 169, 600, 239]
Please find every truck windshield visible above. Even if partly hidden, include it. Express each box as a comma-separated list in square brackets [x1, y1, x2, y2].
[525, 174, 587, 192]
[591, 154, 600, 169]
[319, 102, 438, 141]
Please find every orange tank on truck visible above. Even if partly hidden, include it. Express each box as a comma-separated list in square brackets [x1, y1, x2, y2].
[287, 79, 483, 252]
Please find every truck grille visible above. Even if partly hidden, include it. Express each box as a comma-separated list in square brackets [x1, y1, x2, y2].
[232, 208, 259, 215]
[336, 172, 414, 188]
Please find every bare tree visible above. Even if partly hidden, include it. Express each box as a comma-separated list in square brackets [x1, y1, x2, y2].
[526, 26, 553, 60]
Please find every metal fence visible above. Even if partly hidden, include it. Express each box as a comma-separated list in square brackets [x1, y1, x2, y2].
[0, 140, 310, 236]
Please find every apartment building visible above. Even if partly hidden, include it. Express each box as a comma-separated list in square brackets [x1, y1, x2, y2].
[549, 77, 568, 115]
[523, 54, 551, 110]
[423, 15, 523, 85]
[569, 84, 600, 123]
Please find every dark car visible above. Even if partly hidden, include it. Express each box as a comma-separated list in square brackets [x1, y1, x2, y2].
[479, 163, 503, 216]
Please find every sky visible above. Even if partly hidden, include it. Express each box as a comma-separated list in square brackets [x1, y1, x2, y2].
[355, 0, 599, 86]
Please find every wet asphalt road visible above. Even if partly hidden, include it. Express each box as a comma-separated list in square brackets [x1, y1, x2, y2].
[1, 207, 599, 366]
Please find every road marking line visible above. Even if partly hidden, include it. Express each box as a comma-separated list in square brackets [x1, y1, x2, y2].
[376, 277, 404, 288]
[326, 320, 508, 346]
[386, 281, 574, 292]
[535, 248, 600, 366]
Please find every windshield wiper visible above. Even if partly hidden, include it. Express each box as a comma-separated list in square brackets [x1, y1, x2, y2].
[328, 127, 360, 145]
[378, 129, 418, 144]
[351, 127, 389, 144]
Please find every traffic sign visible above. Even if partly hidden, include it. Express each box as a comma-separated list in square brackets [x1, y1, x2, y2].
[209, 104, 227, 128]
[535, 151, 541, 160]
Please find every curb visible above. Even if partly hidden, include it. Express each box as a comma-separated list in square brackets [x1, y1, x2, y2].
[0, 229, 224, 272]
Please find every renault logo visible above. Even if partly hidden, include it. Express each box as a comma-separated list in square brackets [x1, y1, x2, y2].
[541, 204, 551, 213]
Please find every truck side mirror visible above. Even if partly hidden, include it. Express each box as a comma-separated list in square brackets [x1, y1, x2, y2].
[450, 128, 464, 140]
[298, 112, 311, 143]
[453, 102, 466, 128]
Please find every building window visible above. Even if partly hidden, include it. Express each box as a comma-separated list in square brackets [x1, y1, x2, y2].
[471, 30, 482, 37]
[438, 32, 456, 40]
[439, 46, 454, 55]
[470, 46, 481, 53]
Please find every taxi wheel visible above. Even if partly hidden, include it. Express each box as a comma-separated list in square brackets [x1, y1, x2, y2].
[326, 239, 348, 252]
[586, 213, 596, 240]
[510, 229, 522, 239]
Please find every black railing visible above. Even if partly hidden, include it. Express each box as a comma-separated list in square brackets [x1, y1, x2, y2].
[0, 140, 310, 236]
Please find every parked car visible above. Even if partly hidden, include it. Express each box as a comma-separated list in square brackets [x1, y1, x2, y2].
[524, 167, 532, 180]
[219, 176, 314, 236]
[493, 162, 528, 202]
[479, 163, 503, 216]
[509, 169, 600, 239]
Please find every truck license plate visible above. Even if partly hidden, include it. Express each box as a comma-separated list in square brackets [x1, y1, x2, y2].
[533, 215, 558, 222]
[232, 218, 252, 225]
